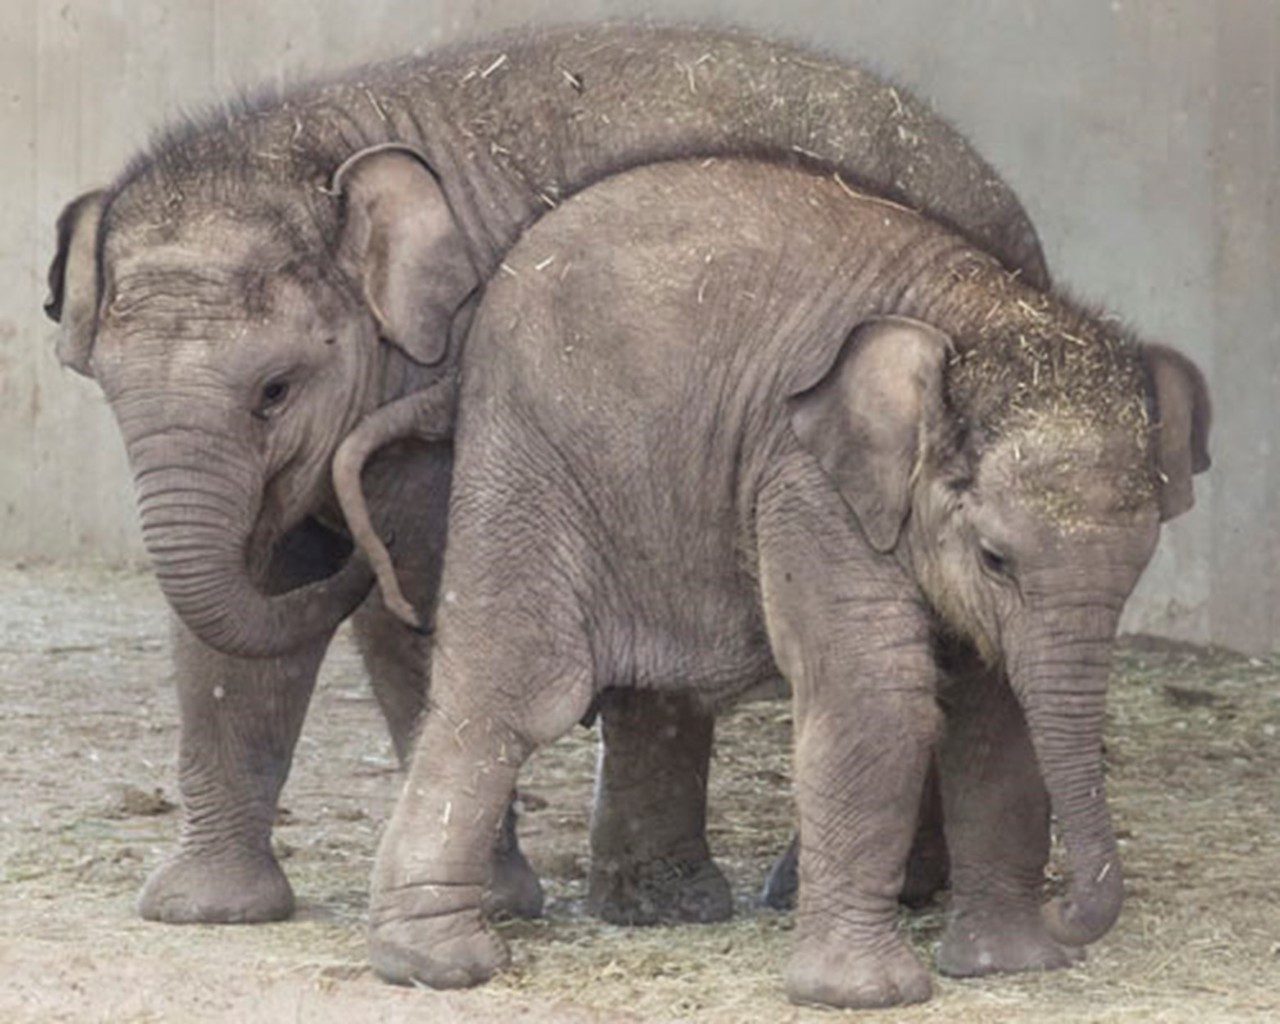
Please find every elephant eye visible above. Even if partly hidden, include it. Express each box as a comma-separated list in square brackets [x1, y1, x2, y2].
[254, 379, 290, 419]
[979, 542, 1013, 579]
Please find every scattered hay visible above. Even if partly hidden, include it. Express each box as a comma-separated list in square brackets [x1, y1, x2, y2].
[473, 638, 1280, 1023]
[938, 260, 1158, 524]
[104, 784, 175, 818]
[1, 568, 1277, 1021]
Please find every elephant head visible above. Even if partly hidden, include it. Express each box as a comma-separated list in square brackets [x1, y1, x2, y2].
[44, 144, 479, 657]
[787, 311, 1210, 948]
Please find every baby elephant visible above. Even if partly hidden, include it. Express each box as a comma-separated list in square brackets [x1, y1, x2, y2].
[337, 158, 1209, 1008]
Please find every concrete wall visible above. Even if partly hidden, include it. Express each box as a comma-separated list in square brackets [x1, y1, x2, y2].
[0, 1, 1275, 652]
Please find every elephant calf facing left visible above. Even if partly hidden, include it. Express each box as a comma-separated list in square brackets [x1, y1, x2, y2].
[336, 156, 1210, 1008]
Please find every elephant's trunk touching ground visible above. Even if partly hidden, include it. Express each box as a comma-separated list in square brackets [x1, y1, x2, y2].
[128, 431, 372, 658]
[1013, 626, 1123, 947]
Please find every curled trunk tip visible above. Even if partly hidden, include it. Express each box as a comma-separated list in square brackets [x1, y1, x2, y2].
[1015, 640, 1124, 949]
[1041, 854, 1124, 946]
[131, 456, 373, 658]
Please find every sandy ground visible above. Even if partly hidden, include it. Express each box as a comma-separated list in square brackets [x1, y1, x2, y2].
[0, 564, 1277, 1023]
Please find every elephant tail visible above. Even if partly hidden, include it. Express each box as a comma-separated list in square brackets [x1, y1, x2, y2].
[332, 375, 458, 628]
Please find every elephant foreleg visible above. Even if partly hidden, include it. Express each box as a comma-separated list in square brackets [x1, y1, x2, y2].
[760, 757, 949, 910]
[350, 594, 429, 767]
[137, 614, 327, 923]
[587, 688, 732, 925]
[137, 518, 347, 923]
[934, 656, 1084, 976]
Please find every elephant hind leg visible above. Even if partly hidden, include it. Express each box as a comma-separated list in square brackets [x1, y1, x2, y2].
[482, 804, 545, 920]
[349, 444, 545, 922]
[900, 760, 949, 906]
[587, 688, 732, 926]
[369, 654, 591, 988]
[352, 593, 545, 921]
[368, 505, 595, 988]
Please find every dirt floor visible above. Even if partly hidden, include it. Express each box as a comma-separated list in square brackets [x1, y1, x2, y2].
[0, 564, 1276, 1023]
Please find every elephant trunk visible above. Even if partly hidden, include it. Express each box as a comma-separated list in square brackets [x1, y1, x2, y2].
[1012, 627, 1122, 947]
[128, 432, 372, 658]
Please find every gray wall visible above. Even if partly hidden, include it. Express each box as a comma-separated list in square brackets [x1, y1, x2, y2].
[1, 1, 1276, 653]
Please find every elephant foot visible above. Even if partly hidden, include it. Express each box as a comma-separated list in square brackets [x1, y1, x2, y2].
[370, 901, 507, 989]
[481, 843, 545, 920]
[762, 834, 946, 911]
[786, 934, 932, 1009]
[936, 906, 1085, 977]
[760, 837, 799, 911]
[138, 847, 293, 923]
[587, 851, 733, 926]
[900, 838, 949, 908]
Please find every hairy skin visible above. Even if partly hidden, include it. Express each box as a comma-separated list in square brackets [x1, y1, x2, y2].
[355, 158, 1208, 1008]
[46, 24, 1051, 926]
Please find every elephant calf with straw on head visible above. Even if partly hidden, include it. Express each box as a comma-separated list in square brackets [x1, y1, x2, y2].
[45, 23, 1055, 929]
[333, 156, 1210, 1007]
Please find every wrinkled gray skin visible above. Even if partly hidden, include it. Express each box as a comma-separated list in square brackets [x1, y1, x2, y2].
[345, 158, 1210, 1008]
[45, 24, 1051, 926]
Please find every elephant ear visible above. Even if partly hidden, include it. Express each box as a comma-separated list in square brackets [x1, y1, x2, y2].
[1142, 343, 1211, 521]
[332, 143, 478, 367]
[787, 316, 953, 552]
[45, 189, 108, 378]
